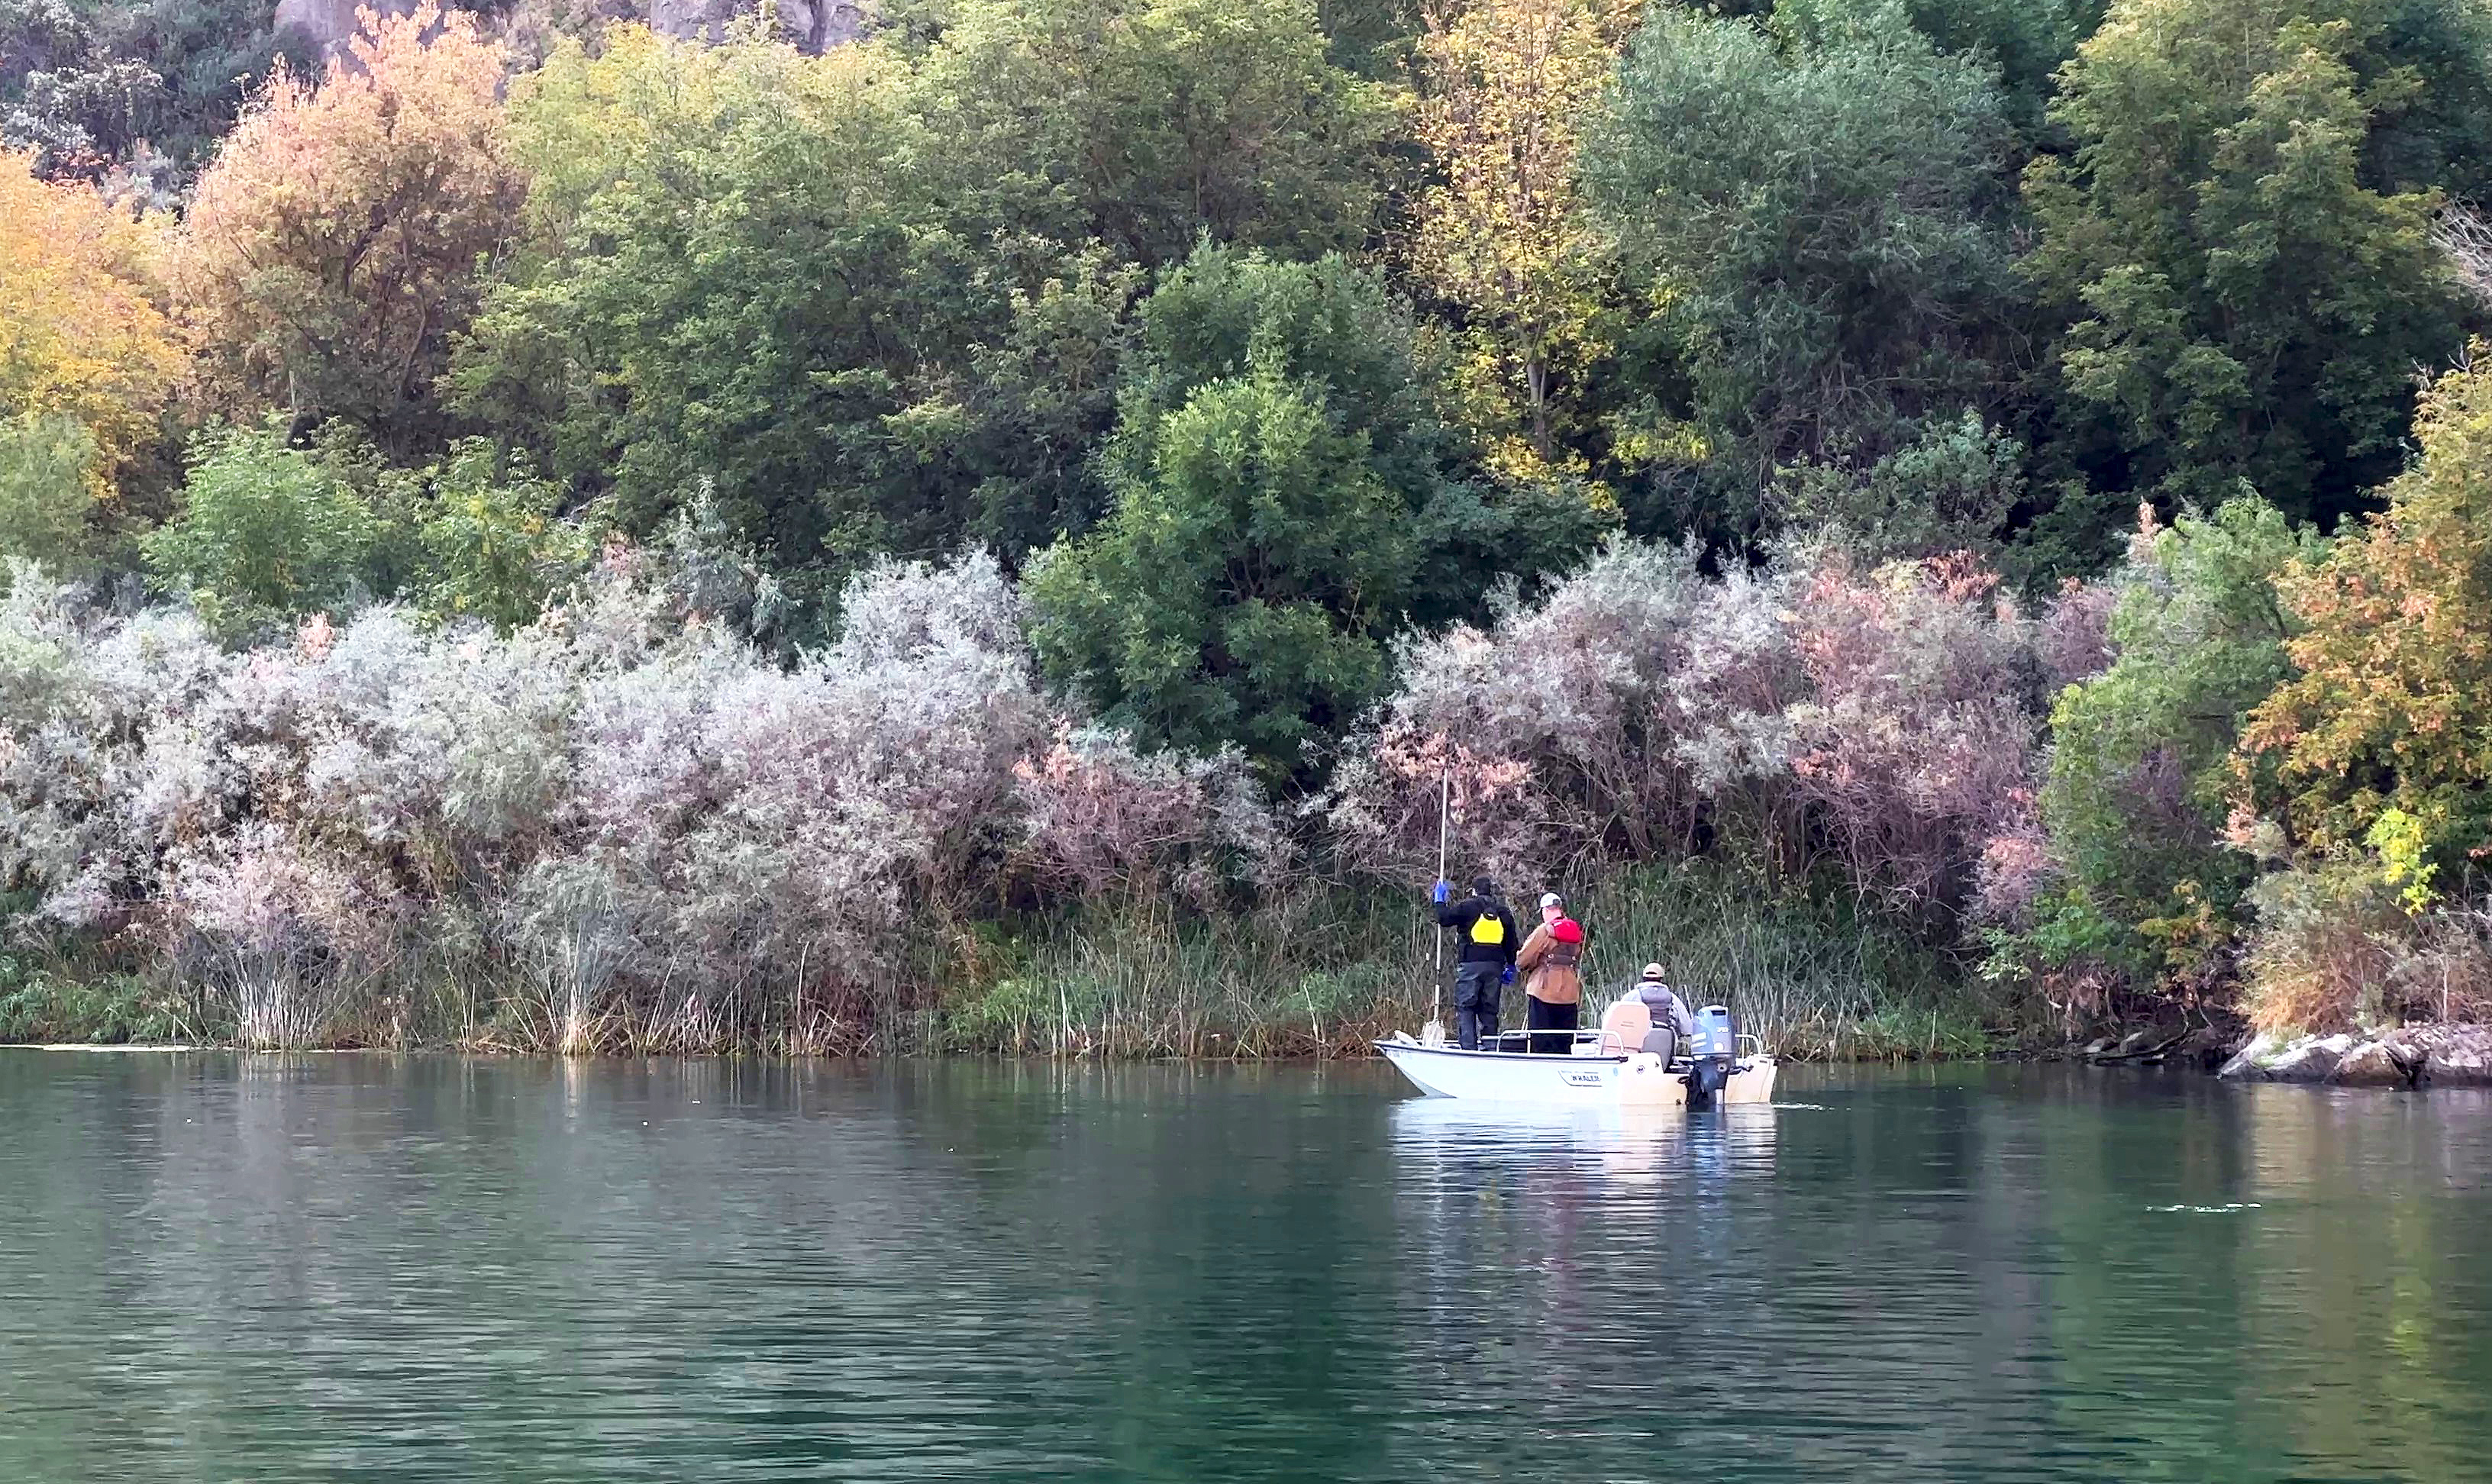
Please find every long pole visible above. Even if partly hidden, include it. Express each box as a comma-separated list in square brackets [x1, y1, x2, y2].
[1432, 768, 1451, 1027]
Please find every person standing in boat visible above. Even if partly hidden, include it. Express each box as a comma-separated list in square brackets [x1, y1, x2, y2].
[1514, 892, 1586, 1054]
[1432, 876, 1522, 1051]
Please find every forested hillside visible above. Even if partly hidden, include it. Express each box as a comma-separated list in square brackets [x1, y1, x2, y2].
[5, 0, 2492, 1053]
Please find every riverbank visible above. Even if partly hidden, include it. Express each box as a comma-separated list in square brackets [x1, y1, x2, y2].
[2217, 1024, 2492, 1087]
[0, 866, 2021, 1059]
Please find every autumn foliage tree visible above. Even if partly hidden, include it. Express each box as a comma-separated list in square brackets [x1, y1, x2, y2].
[2240, 354, 2492, 880]
[0, 148, 179, 527]
[169, 3, 521, 446]
[1409, 0, 1632, 466]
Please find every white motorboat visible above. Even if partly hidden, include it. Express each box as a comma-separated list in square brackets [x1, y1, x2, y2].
[1374, 1005, 1779, 1108]
[1375, 1034, 1632, 1102]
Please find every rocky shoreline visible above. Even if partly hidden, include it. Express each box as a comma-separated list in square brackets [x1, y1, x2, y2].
[2216, 1024, 2492, 1087]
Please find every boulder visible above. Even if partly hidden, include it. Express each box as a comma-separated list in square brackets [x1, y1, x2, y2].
[275, 0, 418, 55]
[644, 0, 871, 51]
[2218, 1031, 2356, 1082]
[2327, 1039, 2418, 1087]
[2383, 1024, 2492, 1087]
[2216, 1031, 2282, 1079]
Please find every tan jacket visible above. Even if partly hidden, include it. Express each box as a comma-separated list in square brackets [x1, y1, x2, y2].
[1515, 921, 1584, 1005]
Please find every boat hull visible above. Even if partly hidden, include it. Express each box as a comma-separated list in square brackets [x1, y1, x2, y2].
[1374, 1039, 1627, 1102]
[1374, 1036, 1777, 1108]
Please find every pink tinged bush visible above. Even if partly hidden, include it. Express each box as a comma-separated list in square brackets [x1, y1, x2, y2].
[2035, 576, 2118, 691]
[1014, 724, 1282, 905]
[1335, 540, 2051, 921]
[1, 542, 1128, 1048]
[158, 823, 406, 1047]
[1786, 553, 2043, 918]
[1333, 540, 1736, 881]
[1974, 822, 2059, 926]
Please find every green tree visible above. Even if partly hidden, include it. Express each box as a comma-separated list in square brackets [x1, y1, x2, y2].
[1031, 247, 1610, 778]
[412, 439, 590, 633]
[1028, 371, 1412, 779]
[0, 415, 96, 573]
[2042, 497, 2323, 974]
[910, 0, 1392, 267]
[454, 25, 1135, 611]
[2023, 0, 2477, 524]
[143, 423, 379, 636]
[1580, 0, 2025, 525]
[1900, 0, 2097, 139]
[1127, 245, 1611, 626]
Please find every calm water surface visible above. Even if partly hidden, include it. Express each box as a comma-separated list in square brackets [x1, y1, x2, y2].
[2, 1052, 2489, 1480]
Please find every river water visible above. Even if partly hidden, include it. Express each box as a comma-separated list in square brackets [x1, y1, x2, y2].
[2, 1053, 2489, 1481]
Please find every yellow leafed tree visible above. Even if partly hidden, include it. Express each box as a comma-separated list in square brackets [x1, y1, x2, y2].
[170, 2, 521, 444]
[1410, 0, 1634, 467]
[0, 150, 179, 495]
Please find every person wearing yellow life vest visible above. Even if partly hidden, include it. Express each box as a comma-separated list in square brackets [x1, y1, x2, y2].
[1432, 876, 1522, 1050]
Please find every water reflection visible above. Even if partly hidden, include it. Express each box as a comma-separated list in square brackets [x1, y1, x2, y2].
[3, 1054, 2492, 1482]
[1388, 1093, 1779, 1186]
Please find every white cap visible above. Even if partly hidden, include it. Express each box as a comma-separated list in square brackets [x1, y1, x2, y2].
[1539, 892, 1563, 909]
[1639, 963, 1666, 981]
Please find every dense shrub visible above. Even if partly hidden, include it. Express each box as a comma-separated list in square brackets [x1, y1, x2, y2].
[1329, 537, 2049, 924]
[0, 548, 1290, 1049]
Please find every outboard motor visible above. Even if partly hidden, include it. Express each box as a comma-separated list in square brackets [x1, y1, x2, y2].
[1687, 1005, 1738, 1109]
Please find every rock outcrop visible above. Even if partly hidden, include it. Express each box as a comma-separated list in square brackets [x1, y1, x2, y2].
[645, 0, 870, 52]
[276, 0, 870, 60]
[276, 0, 420, 55]
[2216, 1024, 2492, 1087]
[2220, 1031, 2355, 1082]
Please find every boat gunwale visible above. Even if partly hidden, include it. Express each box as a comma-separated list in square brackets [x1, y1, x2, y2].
[1372, 1037, 1629, 1066]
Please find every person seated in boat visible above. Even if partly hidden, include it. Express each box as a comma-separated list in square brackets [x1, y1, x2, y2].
[1514, 892, 1586, 1055]
[1432, 875, 1521, 1051]
[1633, 962, 1696, 1060]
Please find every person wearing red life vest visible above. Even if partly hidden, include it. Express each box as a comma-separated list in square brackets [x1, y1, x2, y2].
[1514, 892, 1586, 1055]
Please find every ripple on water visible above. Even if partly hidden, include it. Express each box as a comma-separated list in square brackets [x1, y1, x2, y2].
[2, 1054, 2490, 1482]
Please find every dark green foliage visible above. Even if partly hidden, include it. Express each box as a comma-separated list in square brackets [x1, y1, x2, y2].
[2361, 0, 2492, 202]
[1774, 410, 2026, 563]
[1581, 0, 2028, 522]
[910, 0, 1393, 267]
[1900, 0, 2098, 140]
[1028, 247, 1610, 779]
[2023, 0, 2481, 526]
[1028, 371, 1411, 778]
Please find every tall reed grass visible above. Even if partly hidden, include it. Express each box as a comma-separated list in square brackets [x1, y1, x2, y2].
[932, 865, 2000, 1060]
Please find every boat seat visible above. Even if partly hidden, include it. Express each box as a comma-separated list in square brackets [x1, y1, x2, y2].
[1598, 998, 1651, 1056]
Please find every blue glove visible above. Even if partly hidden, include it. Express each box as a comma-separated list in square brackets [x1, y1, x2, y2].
[1431, 879, 1451, 904]
[1501, 965, 1516, 986]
